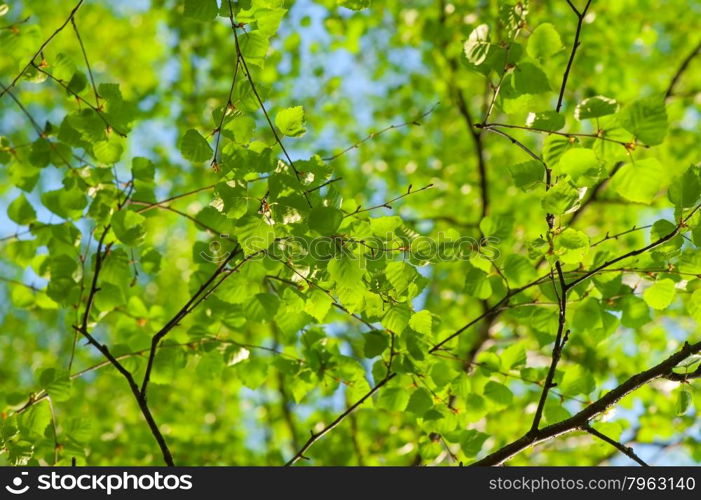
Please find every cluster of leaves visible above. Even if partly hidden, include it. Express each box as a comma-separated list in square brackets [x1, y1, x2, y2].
[1, 0, 701, 466]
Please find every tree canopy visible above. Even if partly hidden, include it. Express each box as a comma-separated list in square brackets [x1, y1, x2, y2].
[1, 0, 701, 466]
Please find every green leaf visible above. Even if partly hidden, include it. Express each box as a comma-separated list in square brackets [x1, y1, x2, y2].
[575, 96, 618, 120]
[558, 148, 600, 182]
[369, 216, 402, 237]
[385, 261, 418, 295]
[338, 0, 370, 10]
[676, 388, 692, 416]
[309, 206, 343, 235]
[668, 166, 701, 209]
[460, 429, 489, 457]
[183, 0, 217, 21]
[643, 279, 676, 310]
[507, 159, 543, 190]
[112, 210, 146, 246]
[618, 95, 668, 146]
[363, 330, 389, 357]
[611, 158, 664, 204]
[377, 387, 409, 411]
[132, 157, 155, 181]
[483, 381, 513, 406]
[7, 194, 36, 225]
[527, 23, 562, 59]
[525, 110, 564, 131]
[464, 265, 492, 299]
[560, 366, 595, 395]
[328, 253, 363, 285]
[41, 185, 87, 220]
[556, 228, 589, 264]
[541, 177, 583, 214]
[406, 388, 433, 415]
[237, 216, 276, 256]
[409, 310, 432, 335]
[93, 136, 124, 164]
[381, 305, 410, 333]
[500, 343, 526, 370]
[463, 24, 491, 66]
[512, 61, 551, 95]
[502, 254, 535, 287]
[20, 403, 51, 438]
[275, 106, 306, 137]
[304, 289, 333, 322]
[39, 368, 72, 402]
[179, 129, 212, 162]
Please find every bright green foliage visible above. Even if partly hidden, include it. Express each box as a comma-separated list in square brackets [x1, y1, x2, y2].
[527, 23, 562, 60]
[1, 0, 701, 469]
[275, 106, 306, 137]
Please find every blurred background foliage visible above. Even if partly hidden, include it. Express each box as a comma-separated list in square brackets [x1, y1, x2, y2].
[1, 0, 701, 466]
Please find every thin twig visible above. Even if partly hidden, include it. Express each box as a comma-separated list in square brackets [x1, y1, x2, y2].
[230, 15, 312, 207]
[0, 0, 86, 98]
[665, 39, 701, 99]
[70, 17, 100, 107]
[344, 183, 433, 218]
[322, 104, 437, 162]
[582, 423, 649, 466]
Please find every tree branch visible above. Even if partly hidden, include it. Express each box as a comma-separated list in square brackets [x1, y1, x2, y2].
[0, 0, 85, 99]
[284, 373, 396, 466]
[322, 105, 437, 162]
[582, 423, 649, 466]
[566, 202, 701, 289]
[140, 246, 245, 396]
[529, 262, 569, 433]
[556, 0, 593, 112]
[230, 15, 311, 208]
[472, 340, 701, 465]
[665, 39, 701, 99]
[73, 325, 175, 466]
[344, 183, 433, 218]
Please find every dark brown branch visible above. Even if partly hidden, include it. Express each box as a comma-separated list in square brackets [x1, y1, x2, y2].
[81, 227, 112, 333]
[590, 224, 653, 247]
[471, 340, 701, 466]
[73, 325, 175, 466]
[456, 91, 488, 218]
[0, 0, 85, 99]
[475, 124, 549, 178]
[305, 177, 342, 193]
[72, 223, 174, 466]
[529, 262, 569, 433]
[665, 39, 701, 99]
[583, 423, 649, 466]
[140, 247, 244, 396]
[14, 337, 301, 416]
[567, 161, 623, 228]
[556, 0, 592, 112]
